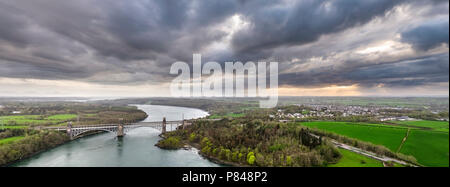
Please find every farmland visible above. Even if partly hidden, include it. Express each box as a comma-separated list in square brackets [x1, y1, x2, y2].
[0, 136, 24, 145]
[0, 114, 77, 127]
[300, 121, 449, 167]
[391, 120, 449, 132]
[208, 113, 245, 119]
[399, 130, 449, 167]
[0, 126, 28, 129]
[300, 122, 407, 151]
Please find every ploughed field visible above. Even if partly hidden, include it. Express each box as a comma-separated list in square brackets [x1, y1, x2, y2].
[301, 121, 449, 167]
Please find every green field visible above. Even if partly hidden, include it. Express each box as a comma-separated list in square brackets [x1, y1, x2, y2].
[392, 120, 449, 132]
[301, 121, 449, 167]
[399, 130, 449, 167]
[0, 114, 77, 126]
[46, 114, 77, 120]
[0, 115, 41, 125]
[208, 113, 245, 119]
[329, 149, 383, 167]
[0, 126, 28, 129]
[0, 136, 25, 145]
[300, 122, 407, 151]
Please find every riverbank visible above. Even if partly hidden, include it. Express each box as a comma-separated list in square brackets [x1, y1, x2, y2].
[0, 130, 70, 166]
[4, 139, 69, 167]
[156, 134, 241, 167]
[3, 132, 107, 167]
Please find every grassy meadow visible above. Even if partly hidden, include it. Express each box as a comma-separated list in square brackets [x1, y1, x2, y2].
[0, 136, 25, 145]
[399, 130, 449, 167]
[0, 114, 77, 126]
[301, 121, 449, 167]
[208, 113, 245, 119]
[0, 126, 28, 129]
[329, 149, 383, 167]
[300, 122, 407, 151]
[392, 120, 449, 132]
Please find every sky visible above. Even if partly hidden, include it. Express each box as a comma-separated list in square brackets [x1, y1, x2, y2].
[0, 0, 448, 97]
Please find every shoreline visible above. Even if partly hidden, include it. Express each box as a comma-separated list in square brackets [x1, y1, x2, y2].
[3, 134, 70, 167]
[4, 130, 109, 167]
[4, 142, 68, 167]
[156, 134, 246, 167]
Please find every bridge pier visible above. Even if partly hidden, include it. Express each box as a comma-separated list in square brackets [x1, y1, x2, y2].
[162, 117, 166, 134]
[117, 124, 124, 137]
[117, 118, 125, 137]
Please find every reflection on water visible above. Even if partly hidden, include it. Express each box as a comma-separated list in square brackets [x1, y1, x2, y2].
[12, 105, 218, 167]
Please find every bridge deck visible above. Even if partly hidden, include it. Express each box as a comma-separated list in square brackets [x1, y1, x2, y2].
[43, 120, 183, 130]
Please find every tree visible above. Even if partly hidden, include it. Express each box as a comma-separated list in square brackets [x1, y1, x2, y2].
[189, 133, 197, 142]
[286, 156, 292, 166]
[248, 155, 256, 165]
[247, 152, 255, 165]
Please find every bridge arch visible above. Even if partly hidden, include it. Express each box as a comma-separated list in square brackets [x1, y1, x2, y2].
[71, 129, 116, 139]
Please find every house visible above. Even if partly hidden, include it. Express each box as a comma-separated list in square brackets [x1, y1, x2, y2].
[397, 116, 414, 121]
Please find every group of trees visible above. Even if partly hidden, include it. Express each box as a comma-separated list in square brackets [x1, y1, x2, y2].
[0, 130, 69, 166]
[79, 108, 148, 125]
[159, 118, 341, 167]
[278, 105, 313, 114]
[155, 136, 183, 149]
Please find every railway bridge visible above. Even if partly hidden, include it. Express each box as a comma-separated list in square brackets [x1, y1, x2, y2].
[43, 117, 187, 139]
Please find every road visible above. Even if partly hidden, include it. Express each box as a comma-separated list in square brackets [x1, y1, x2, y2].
[309, 133, 418, 167]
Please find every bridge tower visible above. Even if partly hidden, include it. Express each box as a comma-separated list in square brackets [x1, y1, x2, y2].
[162, 117, 167, 134]
[182, 114, 185, 129]
[117, 118, 125, 137]
[67, 121, 73, 139]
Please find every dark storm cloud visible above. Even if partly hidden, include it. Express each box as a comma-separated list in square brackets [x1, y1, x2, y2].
[0, 3, 30, 47]
[0, 55, 93, 80]
[345, 53, 449, 87]
[230, 0, 405, 54]
[0, 0, 228, 83]
[279, 53, 449, 88]
[401, 18, 449, 51]
[0, 0, 448, 92]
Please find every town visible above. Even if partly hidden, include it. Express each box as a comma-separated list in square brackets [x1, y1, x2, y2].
[272, 104, 449, 122]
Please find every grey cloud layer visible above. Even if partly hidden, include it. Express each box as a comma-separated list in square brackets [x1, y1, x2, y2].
[0, 0, 448, 92]
[401, 18, 449, 51]
[231, 0, 404, 54]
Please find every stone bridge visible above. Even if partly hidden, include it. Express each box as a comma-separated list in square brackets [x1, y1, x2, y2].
[43, 117, 187, 139]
